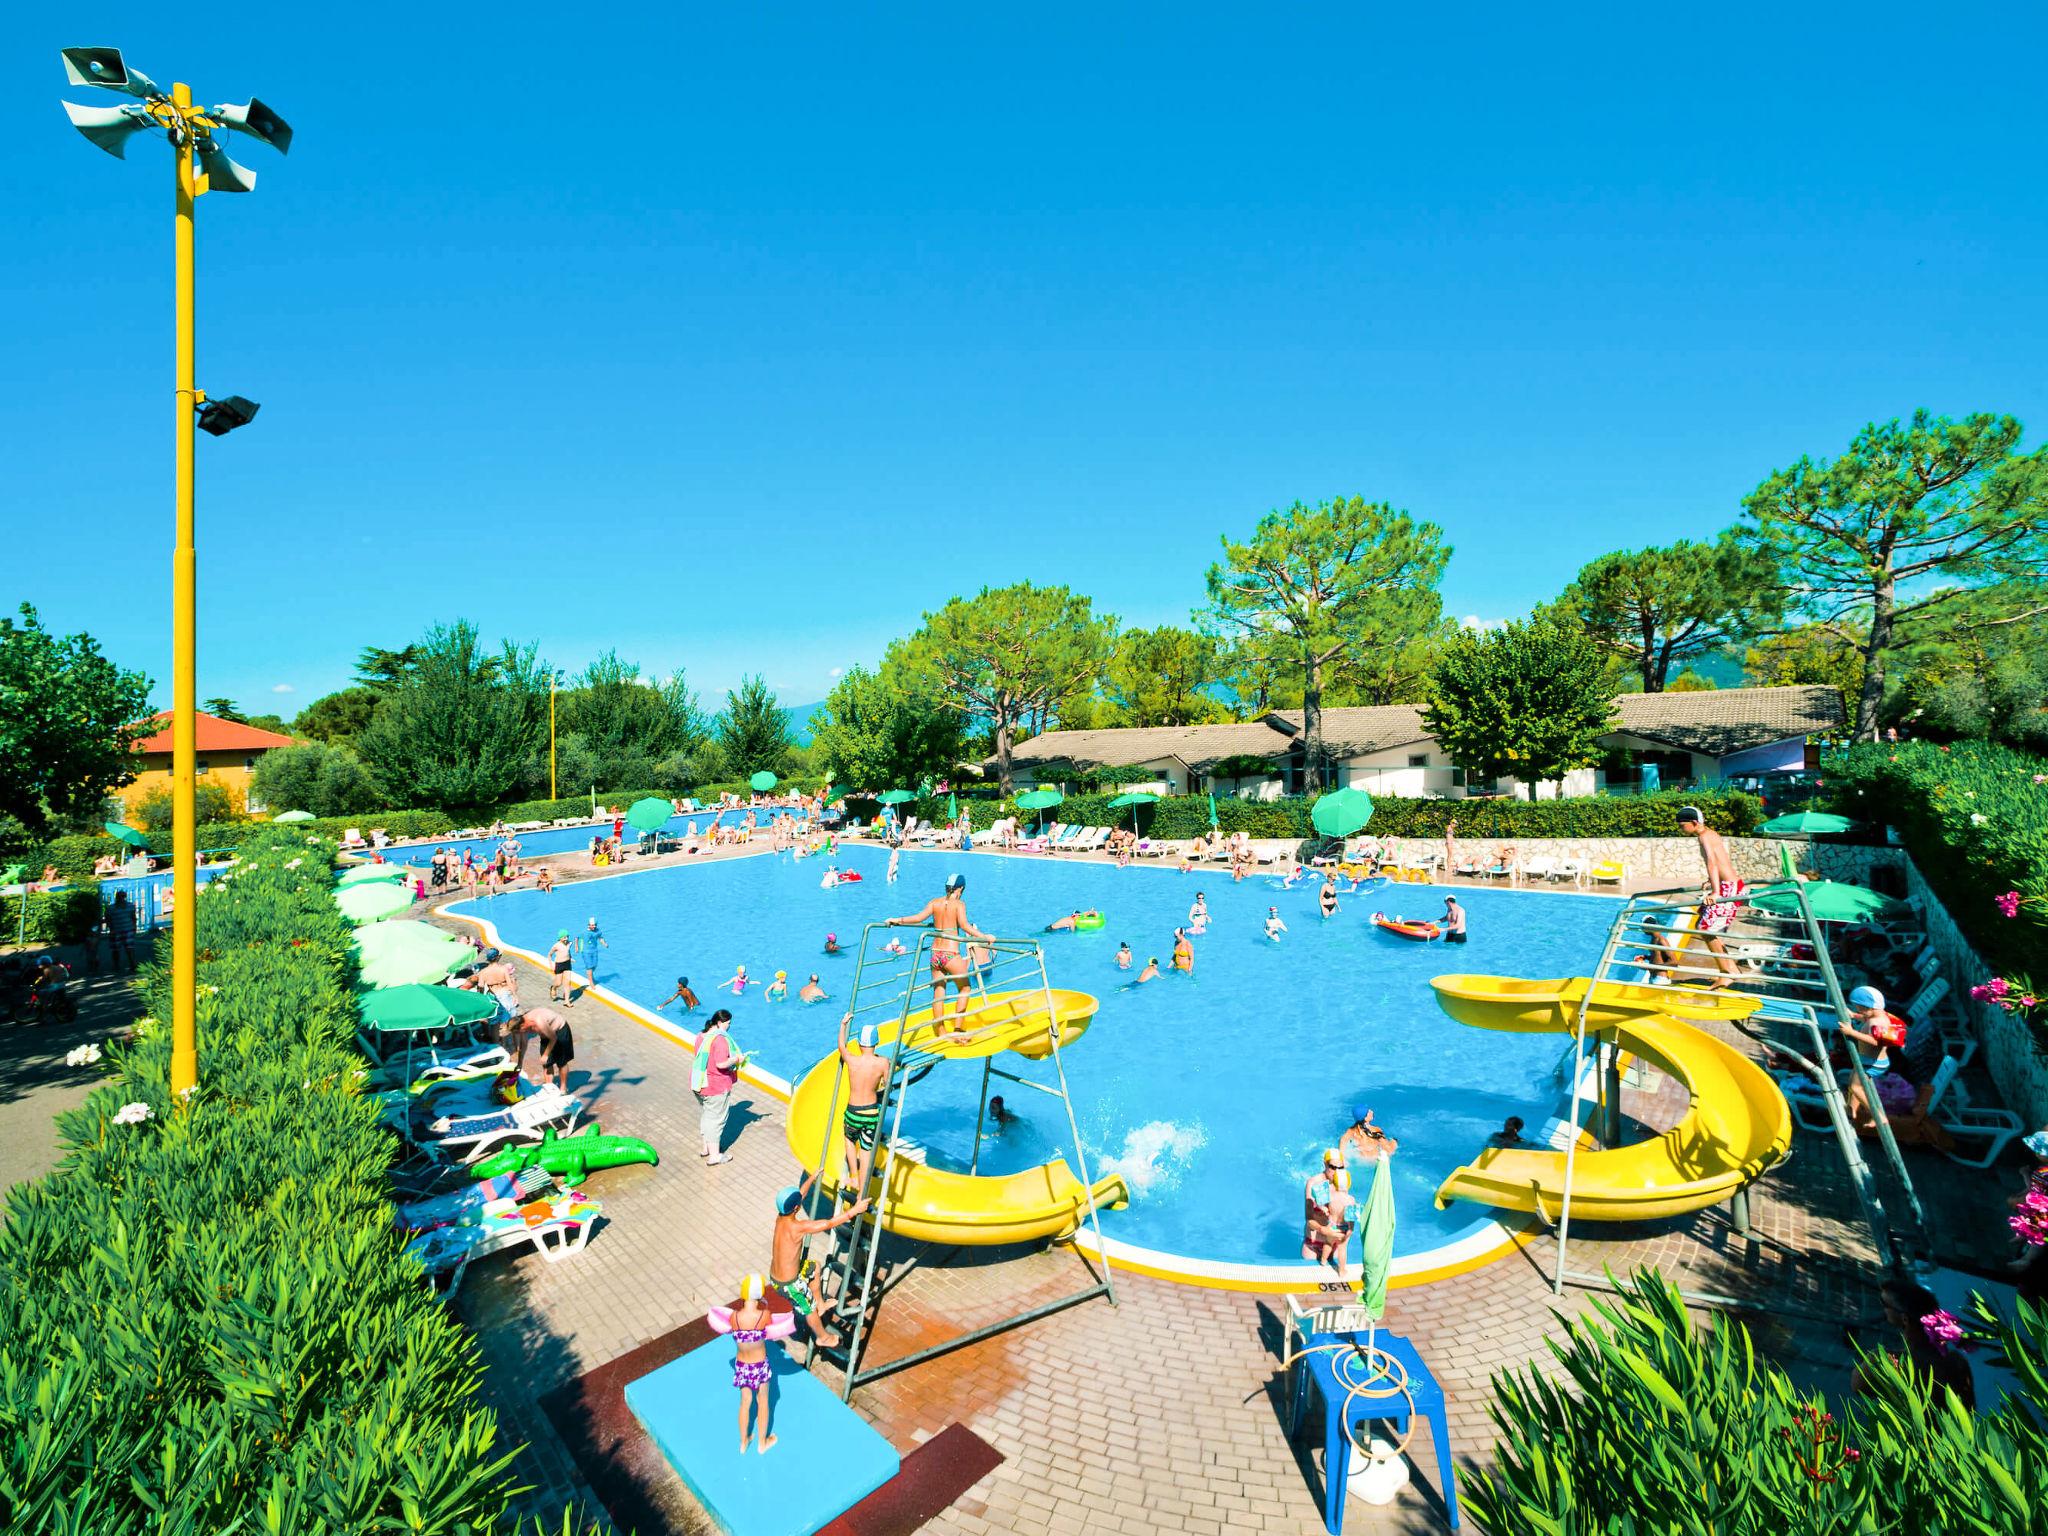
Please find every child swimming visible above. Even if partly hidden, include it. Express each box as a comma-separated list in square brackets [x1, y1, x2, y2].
[1264, 907, 1288, 942]
[1116, 942, 1133, 970]
[725, 965, 751, 994]
[766, 970, 789, 1002]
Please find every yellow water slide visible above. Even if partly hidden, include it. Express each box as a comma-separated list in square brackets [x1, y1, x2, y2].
[784, 988, 1129, 1246]
[1428, 975, 1792, 1223]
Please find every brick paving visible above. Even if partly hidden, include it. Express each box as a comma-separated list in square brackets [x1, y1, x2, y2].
[418, 857, 2014, 1536]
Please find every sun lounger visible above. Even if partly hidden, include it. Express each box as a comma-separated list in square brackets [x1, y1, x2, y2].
[1521, 856, 1559, 882]
[1555, 858, 1588, 887]
[1060, 827, 1110, 854]
[1903, 977, 1978, 1067]
[395, 1166, 557, 1231]
[1922, 1058, 2024, 1167]
[417, 1086, 589, 1165]
[1134, 838, 1173, 858]
[403, 1186, 603, 1298]
[1589, 860, 1627, 887]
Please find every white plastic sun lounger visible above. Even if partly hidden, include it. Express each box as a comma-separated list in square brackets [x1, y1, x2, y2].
[1904, 977, 1979, 1067]
[403, 1187, 603, 1299]
[416, 1086, 588, 1165]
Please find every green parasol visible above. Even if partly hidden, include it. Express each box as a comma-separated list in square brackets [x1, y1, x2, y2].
[1310, 788, 1376, 839]
[947, 791, 960, 821]
[271, 809, 316, 823]
[104, 822, 152, 849]
[1015, 787, 1064, 832]
[336, 862, 408, 887]
[1758, 810, 1855, 837]
[749, 770, 779, 793]
[357, 983, 499, 1035]
[1207, 791, 1220, 829]
[1107, 789, 1159, 830]
[876, 789, 916, 806]
[1356, 1152, 1397, 1326]
[1750, 880, 1905, 924]
[351, 920, 473, 988]
[626, 796, 672, 834]
[336, 880, 413, 923]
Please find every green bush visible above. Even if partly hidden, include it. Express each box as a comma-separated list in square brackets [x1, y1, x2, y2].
[1831, 740, 2048, 986]
[131, 774, 242, 830]
[0, 829, 523, 1532]
[495, 790, 668, 823]
[1467, 1268, 2048, 1534]
[31, 833, 130, 882]
[0, 887, 100, 944]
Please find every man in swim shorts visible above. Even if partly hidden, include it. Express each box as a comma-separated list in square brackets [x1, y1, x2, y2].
[799, 973, 828, 1003]
[547, 930, 573, 1003]
[836, 1013, 894, 1196]
[511, 1006, 574, 1092]
[1441, 895, 1468, 944]
[888, 872, 993, 1028]
[770, 1173, 870, 1349]
[1045, 911, 1081, 932]
[1679, 805, 1744, 987]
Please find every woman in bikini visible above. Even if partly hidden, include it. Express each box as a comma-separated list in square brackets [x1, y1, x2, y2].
[887, 872, 993, 1030]
[707, 1275, 795, 1453]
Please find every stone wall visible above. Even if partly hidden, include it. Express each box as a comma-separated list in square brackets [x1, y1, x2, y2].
[1370, 835, 1901, 889]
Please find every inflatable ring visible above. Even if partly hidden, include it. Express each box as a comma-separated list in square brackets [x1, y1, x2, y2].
[839, 871, 863, 883]
[1074, 912, 1105, 931]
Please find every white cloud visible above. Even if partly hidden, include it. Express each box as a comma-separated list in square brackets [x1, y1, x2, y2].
[1460, 615, 1507, 632]
[829, 667, 844, 678]
[271, 682, 295, 694]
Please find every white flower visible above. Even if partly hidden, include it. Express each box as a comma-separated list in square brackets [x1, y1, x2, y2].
[286, 858, 302, 869]
[112, 1101, 153, 1125]
[177, 1083, 198, 1100]
[65, 1044, 103, 1067]
[1971, 813, 1988, 826]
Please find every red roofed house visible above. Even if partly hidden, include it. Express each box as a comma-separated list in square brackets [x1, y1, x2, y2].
[120, 711, 298, 818]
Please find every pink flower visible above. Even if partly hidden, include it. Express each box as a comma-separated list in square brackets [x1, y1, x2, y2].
[2035, 774, 2047, 784]
[1919, 1310, 1966, 1353]
[2012, 1214, 2048, 1246]
[1996, 891, 2023, 918]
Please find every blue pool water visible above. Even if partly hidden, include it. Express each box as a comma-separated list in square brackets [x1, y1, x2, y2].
[452, 846, 1618, 1267]
[362, 807, 806, 868]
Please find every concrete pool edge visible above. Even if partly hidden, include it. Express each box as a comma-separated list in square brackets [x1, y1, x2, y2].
[443, 887, 1542, 1298]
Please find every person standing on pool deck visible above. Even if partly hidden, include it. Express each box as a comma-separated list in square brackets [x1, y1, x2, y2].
[547, 930, 574, 1003]
[886, 872, 993, 1029]
[693, 1008, 748, 1163]
[1678, 805, 1744, 988]
[575, 917, 608, 1001]
[512, 1006, 574, 1092]
[771, 1172, 870, 1349]
[1441, 895, 1468, 944]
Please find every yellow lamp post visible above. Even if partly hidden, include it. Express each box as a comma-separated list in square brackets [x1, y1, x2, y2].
[550, 670, 560, 801]
[61, 47, 290, 1100]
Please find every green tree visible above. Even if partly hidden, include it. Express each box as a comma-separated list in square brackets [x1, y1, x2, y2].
[292, 686, 381, 747]
[203, 696, 247, 722]
[1423, 617, 1614, 795]
[1556, 536, 1780, 692]
[1217, 635, 1297, 719]
[812, 664, 966, 790]
[0, 604, 153, 835]
[716, 674, 793, 778]
[890, 583, 1114, 791]
[353, 622, 547, 811]
[556, 650, 707, 787]
[1744, 621, 1868, 711]
[355, 644, 423, 692]
[1205, 497, 1450, 788]
[1742, 410, 2048, 740]
[1102, 627, 1229, 727]
[242, 713, 289, 735]
[249, 740, 382, 818]
[135, 774, 240, 829]
[1887, 582, 2048, 749]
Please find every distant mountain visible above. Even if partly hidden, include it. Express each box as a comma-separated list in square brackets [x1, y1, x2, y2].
[781, 701, 825, 746]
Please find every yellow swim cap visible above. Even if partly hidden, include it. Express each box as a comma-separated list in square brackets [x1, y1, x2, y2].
[776, 970, 787, 979]
[1323, 1147, 1344, 1167]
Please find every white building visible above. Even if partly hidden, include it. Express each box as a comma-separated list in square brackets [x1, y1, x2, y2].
[1005, 685, 1843, 800]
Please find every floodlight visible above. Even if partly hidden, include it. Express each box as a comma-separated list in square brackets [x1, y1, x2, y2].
[196, 395, 260, 436]
[61, 100, 154, 158]
[196, 142, 257, 193]
[60, 47, 162, 101]
[209, 99, 292, 155]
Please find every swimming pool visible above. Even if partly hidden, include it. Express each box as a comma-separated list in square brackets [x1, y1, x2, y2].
[359, 807, 807, 868]
[451, 846, 1618, 1276]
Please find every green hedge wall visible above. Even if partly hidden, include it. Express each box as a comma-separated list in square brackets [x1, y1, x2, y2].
[1831, 740, 2048, 982]
[0, 887, 102, 945]
[0, 829, 523, 1531]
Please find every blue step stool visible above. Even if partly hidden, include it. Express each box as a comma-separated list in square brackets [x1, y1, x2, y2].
[1287, 1328, 1461, 1532]
[625, 1341, 900, 1536]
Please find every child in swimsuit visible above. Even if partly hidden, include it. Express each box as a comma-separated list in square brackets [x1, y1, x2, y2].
[767, 970, 789, 1002]
[706, 1274, 793, 1453]
[725, 965, 750, 994]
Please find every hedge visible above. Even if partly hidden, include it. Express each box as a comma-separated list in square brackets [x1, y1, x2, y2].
[913, 787, 1762, 842]
[1831, 741, 2048, 985]
[0, 887, 101, 945]
[0, 829, 526, 1531]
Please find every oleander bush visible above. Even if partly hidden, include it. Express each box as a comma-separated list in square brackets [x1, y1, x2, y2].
[0, 886, 100, 944]
[1468, 1268, 2048, 1534]
[0, 829, 526, 1532]
[1831, 741, 2048, 985]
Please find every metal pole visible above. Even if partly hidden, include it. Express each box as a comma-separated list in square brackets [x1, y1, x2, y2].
[970, 1057, 990, 1175]
[549, 672, 557, 801]
[168, 81, 199, 1103]
[1551, 906, 1630, 1295]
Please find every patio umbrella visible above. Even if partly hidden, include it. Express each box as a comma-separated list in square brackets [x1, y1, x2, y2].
[104, 822, 152, 849]
[1310, 788, 1376, 839]
[357, 982, 499, 1034]
[1750, 880, 1905, 924]
[749, 770, 779, 792]
[947, 791, 960, 821]
[336, 861, 408, 887]
[271, 809, 316, 823]
[1758, 810, 1855, 837]
[1356, 1153, 1397, 1334]
[335, 880, 413, 923]
[1107, 790, 1158, 830]
[626, 796, 672, 835]
[876, 789, 916, 806]
[1016, 787, 1063, 832]
[351, 920, 473, 988]
[1207, 792, 1220, 830]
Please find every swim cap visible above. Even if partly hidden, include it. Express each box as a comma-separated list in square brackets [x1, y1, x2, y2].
[1848, 985, 1885, 1010]
[1323, 1147, 1344, 1167]
[859, 1024, 879, 1050]
[945, 872, 966, 891]
[775, 1186, 803, 1215]
[1676, 806, 1704, 824]
[827, 933, 836, 941]
[775, 970, 787, 980]
[678, 976, 688, 987]
[558, 929, 569, 939]
[1351, 1105, 1371, 1125]
[740, 1273, 765, 1301]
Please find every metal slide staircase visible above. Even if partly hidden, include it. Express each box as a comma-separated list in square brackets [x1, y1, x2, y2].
[1548, 877, 1927, 1302]
[800, 923, 1118, 1399]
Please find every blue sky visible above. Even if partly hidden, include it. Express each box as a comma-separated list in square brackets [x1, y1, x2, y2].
[10, 5, 2047, 715]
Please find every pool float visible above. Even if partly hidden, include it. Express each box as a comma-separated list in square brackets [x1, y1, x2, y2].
[1074, 911, 1105, 931]
[469, 1127, 660, 1183]
[1371, 913, 1441, 941]
[839, 871, 863, 883]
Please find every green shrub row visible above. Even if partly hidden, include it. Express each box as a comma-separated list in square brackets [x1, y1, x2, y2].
[1830, 740, 2048, 982]
[0, 829, 524, 1532]
[0, 887, 101, 945]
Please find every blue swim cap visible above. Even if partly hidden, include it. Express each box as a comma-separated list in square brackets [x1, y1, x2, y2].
[945, 872, 966, 891]
[1351, 1105, 1371, 1125]
[776, 1186, 802, 1215]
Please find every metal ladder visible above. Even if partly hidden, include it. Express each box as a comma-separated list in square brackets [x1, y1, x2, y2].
[800, 922, 1119, 1398]
[1548, 878, 1926, 1303]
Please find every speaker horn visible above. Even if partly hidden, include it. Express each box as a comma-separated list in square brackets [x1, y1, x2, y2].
[210, 99, 292, 155]
[197, 142, 257, 193]
[62, 100, 153, 158]
[61, 46, 162, 100]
